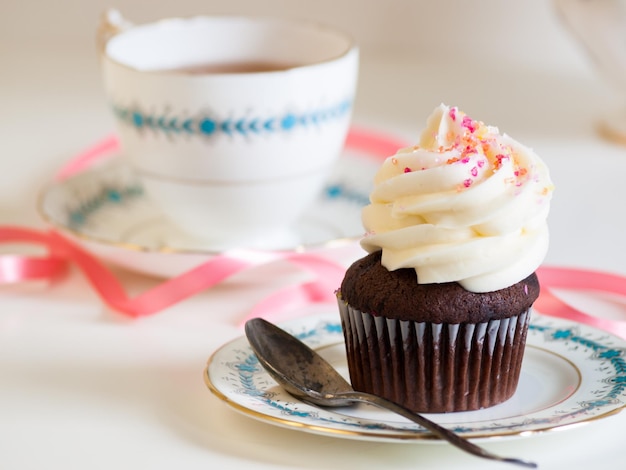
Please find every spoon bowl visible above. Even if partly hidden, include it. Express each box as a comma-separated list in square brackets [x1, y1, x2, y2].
[245, 317, 537, 469]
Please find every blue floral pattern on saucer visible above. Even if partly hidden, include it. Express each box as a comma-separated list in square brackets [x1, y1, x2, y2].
[205, 312, 626, 442]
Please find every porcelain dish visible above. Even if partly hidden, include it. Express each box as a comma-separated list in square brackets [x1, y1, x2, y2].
[205, 312, 626, 442]
[39, 148, 379, 277]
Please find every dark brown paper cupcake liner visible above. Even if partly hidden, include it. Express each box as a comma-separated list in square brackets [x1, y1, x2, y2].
[338, 301, 531, 413]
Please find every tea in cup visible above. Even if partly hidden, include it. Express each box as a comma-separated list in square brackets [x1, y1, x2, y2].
[98, 10, 359, 249]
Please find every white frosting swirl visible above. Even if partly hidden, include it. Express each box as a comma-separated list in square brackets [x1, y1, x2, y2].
[361, 104, 553, 292]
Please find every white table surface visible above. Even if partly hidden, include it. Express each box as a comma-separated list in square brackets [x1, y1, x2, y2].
[2, 11, 626, 470]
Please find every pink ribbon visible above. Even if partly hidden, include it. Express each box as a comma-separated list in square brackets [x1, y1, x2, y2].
[0, 225, 345, 320]
[535, 266, 626, 339]
[54, 135, 119, 181]
[1, 128, 626, 338]
[0, 128, 404, 322]
[0, 227, 67, 283]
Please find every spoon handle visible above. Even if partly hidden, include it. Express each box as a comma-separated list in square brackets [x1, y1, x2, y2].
[338, 391, 537, 468]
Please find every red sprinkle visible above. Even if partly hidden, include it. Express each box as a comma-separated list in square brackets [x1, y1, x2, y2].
[404, 167, 412, 173]
[495, 154, 509, 168]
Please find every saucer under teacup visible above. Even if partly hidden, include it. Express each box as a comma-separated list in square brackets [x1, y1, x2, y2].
[39, 147, 378, 277]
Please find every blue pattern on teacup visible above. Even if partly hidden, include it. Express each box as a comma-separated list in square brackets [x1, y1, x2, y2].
[112, 98, 352, 138]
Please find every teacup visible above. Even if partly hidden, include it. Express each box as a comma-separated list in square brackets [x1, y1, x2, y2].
[98, 10, 359, 249]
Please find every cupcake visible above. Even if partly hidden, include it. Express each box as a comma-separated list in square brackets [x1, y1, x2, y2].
[337, 104, 553, 413]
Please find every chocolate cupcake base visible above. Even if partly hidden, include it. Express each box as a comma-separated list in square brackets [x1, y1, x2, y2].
[338, 301, 531, 413]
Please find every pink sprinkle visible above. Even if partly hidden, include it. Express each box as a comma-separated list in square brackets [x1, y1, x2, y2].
[462, 116, 476, 133]
[404, 167, 412, 173]
[463, 178, 472, 188]
[524, 285, 528, 295]
[461, 156, 470, 164]
[477, 159, 485, 168]
[471, 167, 478, 177]
[449, 107, 457, 121]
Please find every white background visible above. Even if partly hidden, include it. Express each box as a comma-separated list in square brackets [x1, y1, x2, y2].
[1, 1, 625, 469]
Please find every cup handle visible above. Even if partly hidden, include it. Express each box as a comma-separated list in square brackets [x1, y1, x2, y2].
[97, 9, 134, 53]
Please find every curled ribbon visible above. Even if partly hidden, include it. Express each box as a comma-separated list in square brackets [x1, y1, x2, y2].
[536, 266, 626, 339]
[0, 227, 67, 283]
[1, 128, 626, 338]
[0, 225, 346, 320]
[0, 128, 404, 323]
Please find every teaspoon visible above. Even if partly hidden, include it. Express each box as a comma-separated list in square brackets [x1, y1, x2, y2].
[244, 318, 537, 468]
